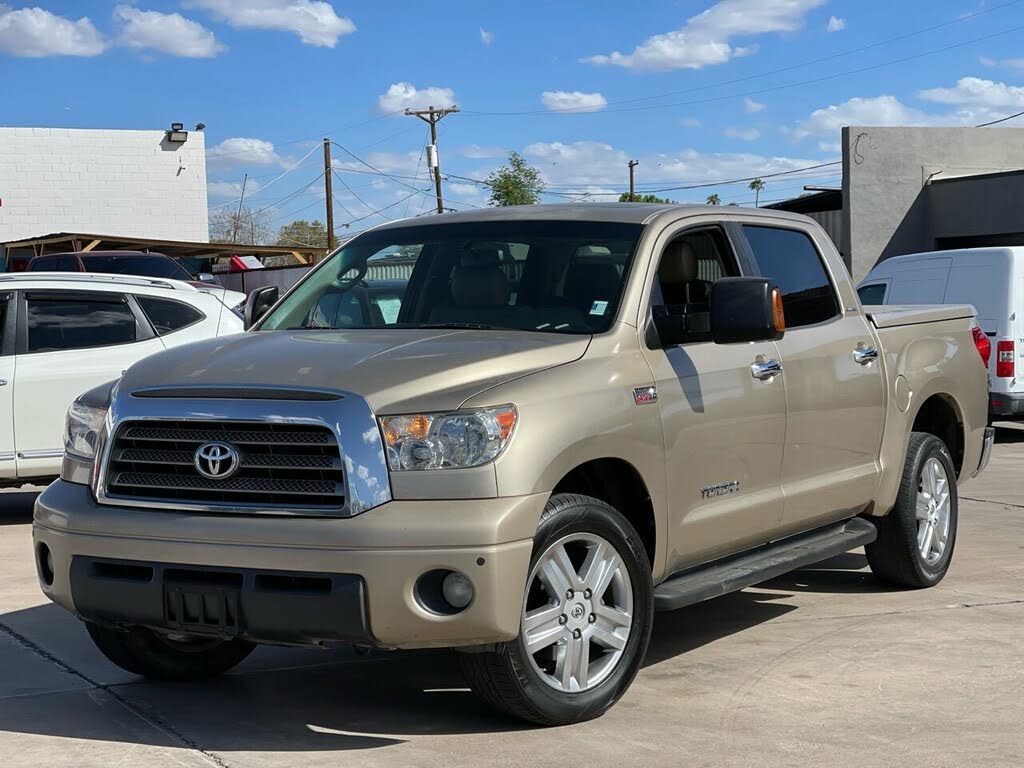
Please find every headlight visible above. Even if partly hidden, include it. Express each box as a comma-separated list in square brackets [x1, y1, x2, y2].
[65, 401, 107, 459]
[380, 406, 517, 471]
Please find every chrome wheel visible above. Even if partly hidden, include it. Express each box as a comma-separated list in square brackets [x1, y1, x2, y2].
[916, 457, 951, 565]
[521, 533, 633, 693]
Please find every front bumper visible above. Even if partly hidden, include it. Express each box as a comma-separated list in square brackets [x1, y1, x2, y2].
[34, 480, 546, 649]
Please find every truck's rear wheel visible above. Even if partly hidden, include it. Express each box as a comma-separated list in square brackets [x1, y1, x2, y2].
[867, 432, 958, 588]
[86, 622, 254, 681]
[458, 493, 653, 725]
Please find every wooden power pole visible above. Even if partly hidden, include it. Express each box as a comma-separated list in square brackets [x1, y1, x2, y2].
[323, 138, 335, 250]
[405, 105, 460, 213]
[628, 160, 639, 202]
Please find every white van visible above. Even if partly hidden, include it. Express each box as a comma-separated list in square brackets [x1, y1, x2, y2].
[858, 247, 1020, 417]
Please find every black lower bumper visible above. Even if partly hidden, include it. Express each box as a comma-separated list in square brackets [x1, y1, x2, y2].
[990, 392, 1024, 417]
[70, 556, 373, 646]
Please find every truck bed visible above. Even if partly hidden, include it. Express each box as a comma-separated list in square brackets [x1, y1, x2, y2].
[864, 303, 977, 328]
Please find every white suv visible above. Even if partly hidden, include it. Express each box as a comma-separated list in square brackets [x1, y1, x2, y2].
[0, 273, 245, 485]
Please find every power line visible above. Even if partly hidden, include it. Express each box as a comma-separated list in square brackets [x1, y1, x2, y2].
[208, 143, 321, 210]
[976, 110, 1024, 127]
[334, 188, 432, 232]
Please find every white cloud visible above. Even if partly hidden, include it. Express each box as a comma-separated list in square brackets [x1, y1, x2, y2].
[744, 97, 766, 113]
[0, 6, 107, 57]
[115, 6, 224, 58]
[826, 16, 845, 32]
[981, 56, 1024, 69]
[185, 0, 354, 47]
[918, 76, 1024, 112]
[679, 117, 702, 128]
[818, 140, 842, 153]
[520, 140, 820, 197]
[725, 127, 761, 141]
[460, 144, 504, 159]
[208, 179, 265, 199]
[480, 27, 493, 45]
[791, 95, 940, 139]
[209, 137, 284, 168]
[582, 0, 824, 71]
[378, 82, 456, 113]
[540, 90, 608, 113]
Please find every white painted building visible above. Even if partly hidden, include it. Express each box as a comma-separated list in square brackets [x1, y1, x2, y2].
[0, 126, 208, 245]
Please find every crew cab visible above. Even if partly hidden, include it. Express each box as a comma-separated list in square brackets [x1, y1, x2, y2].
[33, 205, 991, 725]
[1, 273, 244, 485]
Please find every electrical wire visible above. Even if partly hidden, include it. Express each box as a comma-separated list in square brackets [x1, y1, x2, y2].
[207, 144, 322, 210]
[334, 188, 432, 232]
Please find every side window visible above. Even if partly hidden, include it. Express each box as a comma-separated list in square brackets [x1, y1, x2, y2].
[857, 282, 888, 305]
[25, 294, 137, 353]
[654, 228, 740, 307]
[53, 255, 79, 272]
[743, 225, 840, 328]
[30, 256, 57, 271]
[0, 297, 8, 354]
[136, 296, 205, 335]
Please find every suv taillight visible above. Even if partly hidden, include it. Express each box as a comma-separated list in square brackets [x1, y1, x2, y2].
[972, 327, 991, 369]
[996, 340, 1014, 378]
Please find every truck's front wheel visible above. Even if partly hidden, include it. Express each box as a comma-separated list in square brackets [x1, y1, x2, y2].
[867, 432, 959, 588]
[458, 493, 653, 725]
[86, 623, 255, 681]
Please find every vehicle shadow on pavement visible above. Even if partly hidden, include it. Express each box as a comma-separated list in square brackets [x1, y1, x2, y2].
[759, 552, 889, 594]
[993, 424, 1024, 444]
[0, 490, 40, 526]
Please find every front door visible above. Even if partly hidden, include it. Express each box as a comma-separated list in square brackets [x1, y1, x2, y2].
[740, 223, 886, 534]
[13, 290, 165, 478]
[641, 225, 788, 573]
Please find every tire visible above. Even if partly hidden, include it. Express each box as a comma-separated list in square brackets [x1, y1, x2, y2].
[458, 493, 654, 726]
[86, 622, 255, 681]
[867, 432, 959, 588]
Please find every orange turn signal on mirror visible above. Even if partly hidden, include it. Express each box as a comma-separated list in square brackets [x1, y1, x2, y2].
[771, 288, 786, 332]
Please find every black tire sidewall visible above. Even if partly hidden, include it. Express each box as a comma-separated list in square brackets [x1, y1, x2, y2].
[505, 494, 654, 724]
[899, 435, 959, 584]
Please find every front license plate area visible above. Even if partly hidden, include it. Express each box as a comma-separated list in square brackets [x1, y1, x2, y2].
[164, 586, 240, 636]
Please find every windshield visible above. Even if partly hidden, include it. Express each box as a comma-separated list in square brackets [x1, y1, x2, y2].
[84, 255, 194, 280]
[259, 220, 643, 334]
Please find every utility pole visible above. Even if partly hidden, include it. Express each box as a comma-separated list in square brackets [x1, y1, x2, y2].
[323, 138, 335, 250]
[233, 173, 248, 242]
[405, 105, 460, 214]
[628, 160, 639, 202]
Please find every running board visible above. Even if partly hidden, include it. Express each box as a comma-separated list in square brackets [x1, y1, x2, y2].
[653, 517, 877, 612]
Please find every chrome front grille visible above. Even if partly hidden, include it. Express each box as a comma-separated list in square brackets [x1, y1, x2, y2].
[105, 420, 345, 511]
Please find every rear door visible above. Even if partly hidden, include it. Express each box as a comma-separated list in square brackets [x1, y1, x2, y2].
[740, 223, 886, 535]
[12, 289, 164, 478]
[0, 294, 15, 480]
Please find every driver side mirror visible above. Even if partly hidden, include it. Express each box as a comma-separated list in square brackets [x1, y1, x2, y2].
[709, 277, 785, 344]
[244, 285, 279, 330]
[196, 272, 217, 284]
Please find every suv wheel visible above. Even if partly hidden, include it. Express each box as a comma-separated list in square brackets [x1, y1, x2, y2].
[458, 493, 653, 725]
[86, 622, 255, 681]
[867, 432, 958, 588]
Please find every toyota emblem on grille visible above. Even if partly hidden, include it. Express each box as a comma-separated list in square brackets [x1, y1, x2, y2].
[194, 441, 240, 480]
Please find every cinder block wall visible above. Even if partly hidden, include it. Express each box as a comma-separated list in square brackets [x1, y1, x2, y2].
[0, 127, 208, 244]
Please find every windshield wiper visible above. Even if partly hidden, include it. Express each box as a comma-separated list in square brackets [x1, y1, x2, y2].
[417, 322, 501, 330]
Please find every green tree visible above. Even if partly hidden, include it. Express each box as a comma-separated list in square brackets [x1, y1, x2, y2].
[277, 219, 329, 250]
[485, 151, 545, 206]
[618, 192, 675, 203]
[748, 177, 766, 206]
[706, 193, 721, 205]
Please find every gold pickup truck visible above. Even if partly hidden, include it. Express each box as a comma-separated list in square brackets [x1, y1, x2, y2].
[33, 204, 992, 725]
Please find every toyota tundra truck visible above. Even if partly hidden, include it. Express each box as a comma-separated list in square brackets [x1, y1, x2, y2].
[33, 204, 993, 726]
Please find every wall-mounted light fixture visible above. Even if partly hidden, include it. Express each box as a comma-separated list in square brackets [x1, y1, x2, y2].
[166, 122, 189, 143]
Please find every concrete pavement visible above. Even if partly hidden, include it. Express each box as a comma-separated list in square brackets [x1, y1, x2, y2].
[1, 429, 1021, 768]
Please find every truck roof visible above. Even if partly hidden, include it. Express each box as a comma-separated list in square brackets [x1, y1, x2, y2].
[370, 202, 811, 230]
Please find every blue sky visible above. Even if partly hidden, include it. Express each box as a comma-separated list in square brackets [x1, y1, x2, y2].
[3, 0, 1024, 236]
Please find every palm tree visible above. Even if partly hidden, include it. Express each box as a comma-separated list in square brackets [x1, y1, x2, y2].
[706, 193, 721, 205]
[748, 177, 765, 206]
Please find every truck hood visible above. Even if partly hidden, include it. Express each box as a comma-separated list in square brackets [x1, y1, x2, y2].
[119, 329, 590, 413]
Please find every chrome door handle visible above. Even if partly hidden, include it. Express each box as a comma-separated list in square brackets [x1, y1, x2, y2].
[751, 359, 782, 380]
[0, 378, 7, 386]
[853, 347, 879, 365]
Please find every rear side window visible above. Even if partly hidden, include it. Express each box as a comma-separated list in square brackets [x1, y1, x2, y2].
[857, 283, 888, 305]
[26, 295, 137, 353]
[29, 255, 78, 272]
[743, 225, 840, 328]
[136, 296, 205, 335]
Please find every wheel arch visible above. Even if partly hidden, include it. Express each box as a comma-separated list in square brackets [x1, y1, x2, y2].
[910, 392, 965, 476]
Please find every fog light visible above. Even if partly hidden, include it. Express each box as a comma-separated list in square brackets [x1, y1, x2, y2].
[37, 543, 54, 587]
[442, 571, 474, 609]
